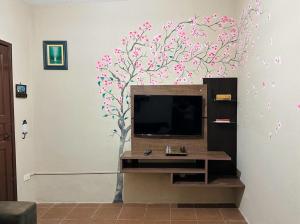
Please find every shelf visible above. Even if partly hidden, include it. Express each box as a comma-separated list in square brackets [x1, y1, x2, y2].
[172, 177, 244, 188]
[211, 121, 237, 125]
[121, 151, 231, 161]
[122, 168, 206, 174]
[172, 181, 206, 186]
[207, 178, 245, 188]
[213, 99, 237, 103]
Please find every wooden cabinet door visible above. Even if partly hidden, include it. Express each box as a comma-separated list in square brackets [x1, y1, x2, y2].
[0, 40, 17, 201]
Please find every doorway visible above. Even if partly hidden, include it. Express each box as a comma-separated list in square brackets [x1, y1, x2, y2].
[0, 39, 17, 201]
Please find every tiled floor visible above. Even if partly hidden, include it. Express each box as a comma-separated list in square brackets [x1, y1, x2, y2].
[38, 203, 247, 224]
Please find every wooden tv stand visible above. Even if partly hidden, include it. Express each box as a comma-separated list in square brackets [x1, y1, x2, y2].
[123, 82, 244, 191]
[120, 151, 244, 188]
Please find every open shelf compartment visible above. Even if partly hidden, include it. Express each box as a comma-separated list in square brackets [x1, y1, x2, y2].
[171, 173, 207, 185]
[122, 158, 206, 174]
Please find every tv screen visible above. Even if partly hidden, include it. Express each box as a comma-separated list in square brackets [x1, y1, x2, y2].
[134, 95, 203, 136]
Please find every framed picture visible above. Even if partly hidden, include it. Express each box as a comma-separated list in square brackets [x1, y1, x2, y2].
[16, 84, 27, 98]
[43, 41, 68, 70]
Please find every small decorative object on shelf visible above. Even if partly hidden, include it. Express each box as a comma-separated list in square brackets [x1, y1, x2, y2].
[215, 94, 232, 101]
[144, 149, 152, 156]
[165, 145, 188, 156]
[214, 118, 231, 123]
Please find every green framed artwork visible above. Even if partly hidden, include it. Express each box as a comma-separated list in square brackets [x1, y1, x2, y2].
[43, 41, 68, 70]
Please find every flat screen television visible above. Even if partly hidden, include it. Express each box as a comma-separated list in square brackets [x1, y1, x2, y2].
[134, 95, 203, 137]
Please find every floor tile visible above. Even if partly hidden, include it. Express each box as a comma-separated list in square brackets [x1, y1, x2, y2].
[220, 209, 245, 221]
[66, 207, 98, 219]
[42, 207, 74, 219]
[93, 207, 121, 220]
[119, 206, 146, 220]
[76, 203, 102, 208]
[38, 207, 51, 219]
[61, 219, 93, 224]
[196, 208, 223, 221]
[171, 221, 197, 224]
[145, 208, 170, 220]
[53, 203, 77, 208]
[171, 208, 197, 220]
[123, 203, 146, 208]
[144, 221, 170, 224]
[38, 219, 61, 224]
[116, 220, 144, 224]
[91, 220, 116, 224]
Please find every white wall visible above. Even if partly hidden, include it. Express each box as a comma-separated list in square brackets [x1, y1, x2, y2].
[237, 0, 300, 223]
[3, 2, 299, 221]
[30, 0, 238, 202]
[0, 0, 35, 200]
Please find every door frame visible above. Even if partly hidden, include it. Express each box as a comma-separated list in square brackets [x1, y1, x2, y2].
[0, 39, 17, 200]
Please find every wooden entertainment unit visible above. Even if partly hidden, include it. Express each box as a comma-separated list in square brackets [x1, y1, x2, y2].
[120, 79, 244, 189]
[121, 151, 243, 187]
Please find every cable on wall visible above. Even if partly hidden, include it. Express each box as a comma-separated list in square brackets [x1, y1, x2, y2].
[31, 171, 120, 176]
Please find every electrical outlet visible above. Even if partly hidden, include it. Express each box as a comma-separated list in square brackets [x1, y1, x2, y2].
[23, 173, 32, 182]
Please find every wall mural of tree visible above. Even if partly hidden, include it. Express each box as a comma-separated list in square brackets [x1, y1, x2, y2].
[96, 0, 262, 202]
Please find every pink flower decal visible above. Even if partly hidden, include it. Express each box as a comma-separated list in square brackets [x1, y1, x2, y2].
[174, 63, 185, 74]
[102, 55, 112, 65]
[204, 16, 212, 24]
[143, 21, 152, 31]
[153, 34, 162, 43]
[114, 48, 122, 54]
[274, 56, 282, 64]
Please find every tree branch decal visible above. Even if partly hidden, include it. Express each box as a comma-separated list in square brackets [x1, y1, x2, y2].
[96, 0, 262, 202]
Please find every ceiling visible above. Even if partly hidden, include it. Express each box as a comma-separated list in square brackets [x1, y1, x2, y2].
[23, 0, 126, 4]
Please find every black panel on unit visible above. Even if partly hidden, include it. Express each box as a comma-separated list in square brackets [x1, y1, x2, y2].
[203, 78, 237, 178]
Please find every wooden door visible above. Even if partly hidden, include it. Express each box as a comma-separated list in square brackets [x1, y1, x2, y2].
[0, 40, 17, 201]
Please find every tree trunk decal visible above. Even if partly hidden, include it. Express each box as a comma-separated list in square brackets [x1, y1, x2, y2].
[96, 0, 262, 203]
[113, 118, 130, 202]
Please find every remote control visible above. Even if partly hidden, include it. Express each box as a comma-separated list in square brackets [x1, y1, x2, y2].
[144, 149, 152, 156]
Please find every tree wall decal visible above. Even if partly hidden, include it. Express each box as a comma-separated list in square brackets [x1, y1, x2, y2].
[96, 1, 262, 202]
